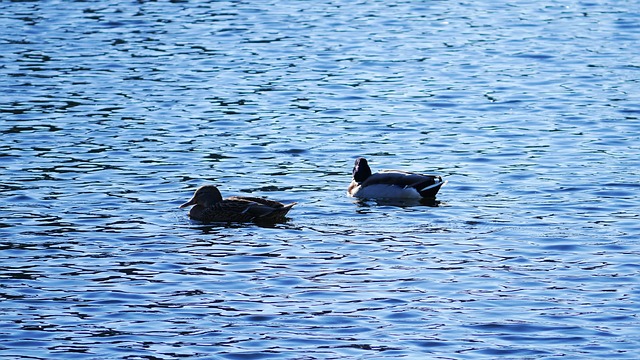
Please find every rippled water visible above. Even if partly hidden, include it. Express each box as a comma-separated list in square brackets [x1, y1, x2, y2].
[2, 0, 639, 358]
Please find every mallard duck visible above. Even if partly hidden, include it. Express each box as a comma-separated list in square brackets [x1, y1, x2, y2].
[347, 157, 445, 199]
[179, 185, 296, 223]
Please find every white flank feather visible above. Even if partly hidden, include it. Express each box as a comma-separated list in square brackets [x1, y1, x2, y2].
[350, 184, 422, 199]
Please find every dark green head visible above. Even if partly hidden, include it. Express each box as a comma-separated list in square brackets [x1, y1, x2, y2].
[352, 157, 372, 183]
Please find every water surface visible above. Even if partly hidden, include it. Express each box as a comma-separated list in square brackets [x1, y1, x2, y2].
[1, 0, 639, 359]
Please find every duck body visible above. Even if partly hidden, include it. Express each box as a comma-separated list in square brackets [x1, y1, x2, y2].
[348, 157, 445, 199]
[180, 185, 295, 223]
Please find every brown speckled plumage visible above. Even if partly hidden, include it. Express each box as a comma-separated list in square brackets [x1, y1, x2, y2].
[180, 185, 295, 223]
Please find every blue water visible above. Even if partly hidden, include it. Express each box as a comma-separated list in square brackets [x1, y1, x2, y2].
[1, 0, 639, 359]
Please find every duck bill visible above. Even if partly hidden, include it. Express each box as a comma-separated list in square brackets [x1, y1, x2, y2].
[179, 197, 196, 208]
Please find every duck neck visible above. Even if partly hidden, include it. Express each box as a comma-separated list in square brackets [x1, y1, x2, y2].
[189, 205, 206, 220]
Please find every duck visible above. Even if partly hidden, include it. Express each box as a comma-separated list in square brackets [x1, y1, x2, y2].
[179, 185, 296, 223]
[347, 157, 446, 199]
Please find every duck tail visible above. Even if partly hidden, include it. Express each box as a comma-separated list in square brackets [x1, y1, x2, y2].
[259, 202, 296, 222]
[417, 178, 447, 198]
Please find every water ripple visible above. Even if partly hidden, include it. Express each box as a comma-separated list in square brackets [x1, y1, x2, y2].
[2, 0, 640, 358]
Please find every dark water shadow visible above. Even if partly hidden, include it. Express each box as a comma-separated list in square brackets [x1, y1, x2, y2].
[186, 217, 298, 233]
[353, 197, 441, 208]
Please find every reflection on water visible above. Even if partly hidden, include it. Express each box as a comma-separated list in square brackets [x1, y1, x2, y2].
[1, 0, 639, 358]
[353, 197, 441, 208]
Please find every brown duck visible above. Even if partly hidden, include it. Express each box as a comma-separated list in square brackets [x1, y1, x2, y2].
[179, 185, 296, 223]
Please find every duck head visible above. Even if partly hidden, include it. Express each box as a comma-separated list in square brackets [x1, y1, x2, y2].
[352, 157, 372, 183]
[179, 185, 223, 209]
